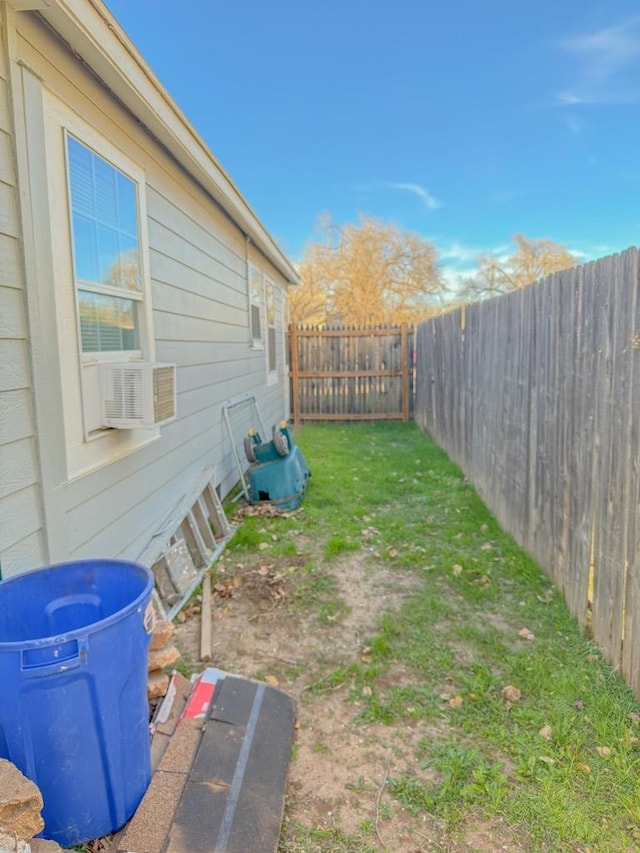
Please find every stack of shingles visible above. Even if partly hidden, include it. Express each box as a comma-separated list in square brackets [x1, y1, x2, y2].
[0, 759, 61, 853]
[148, 619, 181, 701]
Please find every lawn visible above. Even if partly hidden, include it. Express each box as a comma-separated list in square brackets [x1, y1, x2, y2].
[216, 421, 640, 852]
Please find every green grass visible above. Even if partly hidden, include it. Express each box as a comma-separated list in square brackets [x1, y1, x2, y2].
[226, 422, 640, 852]
[278, 822, 380, 853]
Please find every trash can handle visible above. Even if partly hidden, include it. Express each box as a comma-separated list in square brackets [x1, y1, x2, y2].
[21, 637, 87, 677]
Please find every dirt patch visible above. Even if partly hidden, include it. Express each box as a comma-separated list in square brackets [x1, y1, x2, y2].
[174, 551, 528, 852]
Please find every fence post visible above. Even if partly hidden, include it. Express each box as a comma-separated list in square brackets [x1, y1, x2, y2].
[290, 323, 300, 426]
[401, 323, 409, 421]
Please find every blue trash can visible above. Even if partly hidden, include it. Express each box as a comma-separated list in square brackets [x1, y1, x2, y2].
[0, 559, 154, 847]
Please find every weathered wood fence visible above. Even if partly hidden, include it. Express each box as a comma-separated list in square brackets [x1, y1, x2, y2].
[415, 247, 640, 694]
[290, 324, 415, 425]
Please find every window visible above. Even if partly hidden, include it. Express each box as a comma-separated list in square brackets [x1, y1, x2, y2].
[266, 279, 277, 382]
[248, 264, 263, 347]
[282, 297, 290, 368]
[66, 135, 143, 355]
[38, 91, 157, 477]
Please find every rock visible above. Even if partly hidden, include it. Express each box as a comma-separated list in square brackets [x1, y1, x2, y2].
[29, 839, 63, 853]
[148, 671, 170, 700]
[148, 643, 181, 672]
[150, 619, 175, 651]
[0, 760, 44, 839]
[501, 685, 522, 703]
[0, 827, 30, 853]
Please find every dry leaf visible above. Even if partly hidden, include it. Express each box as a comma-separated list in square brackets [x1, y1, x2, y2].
[538, 725, 552, 741]
[449, 695, 464, 709]
[480, 542, 493, 551]
[502, 685, 521, 702]
[258, 542, 270, 551]
[519, 627, 535, 641]
[265, 674, 279, 686]
[388, 548, 399, 558]
[362, 686, 373, 697]
[596, 746, 612, 757]
[538, 755, 555, 766]
[452, 564, 463, 576]
[578, 763, 591, 775]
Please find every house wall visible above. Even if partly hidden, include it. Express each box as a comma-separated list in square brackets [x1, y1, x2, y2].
[1, 11, 290, 577]
[0, 6, 47, 575]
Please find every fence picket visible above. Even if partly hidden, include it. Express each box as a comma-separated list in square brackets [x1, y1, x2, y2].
[290, 324, 415, 423]
[414, 248, 640, 696]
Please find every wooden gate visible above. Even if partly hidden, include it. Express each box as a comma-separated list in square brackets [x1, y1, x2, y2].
[289, 324, 415, 425]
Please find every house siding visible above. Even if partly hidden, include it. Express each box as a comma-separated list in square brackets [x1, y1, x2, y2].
[0, 7, 46, 576]
[1, 12, 290, 575]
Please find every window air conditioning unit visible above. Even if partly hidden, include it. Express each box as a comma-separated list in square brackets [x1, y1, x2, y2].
[99, 363, 177, 429]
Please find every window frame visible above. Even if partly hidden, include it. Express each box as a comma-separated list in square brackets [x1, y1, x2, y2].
[265, 277, 277, 385]
[248, 263, 264, 349]
[43, 92, 159, 477]
[64, 130, 148, 364]
[282, 293, 290, 370]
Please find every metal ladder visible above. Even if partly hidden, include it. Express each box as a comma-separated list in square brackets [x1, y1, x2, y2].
[137, 468, 235, 621]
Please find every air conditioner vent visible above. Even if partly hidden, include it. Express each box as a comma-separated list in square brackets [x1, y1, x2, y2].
[100, 363, 177, 429]
[153, 365, 177, 423]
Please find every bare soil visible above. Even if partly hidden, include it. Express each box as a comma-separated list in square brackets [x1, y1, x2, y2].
[174, 550, 527, 853]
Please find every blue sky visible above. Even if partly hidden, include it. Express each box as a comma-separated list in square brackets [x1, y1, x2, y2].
[105, 0, 640, 284]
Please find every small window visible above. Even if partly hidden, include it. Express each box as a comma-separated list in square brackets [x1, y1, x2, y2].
[66, 134, 143, 355]
[283, 298, 290, 368]
[248, 264, 263, 348]
[266, 279, 277, 381]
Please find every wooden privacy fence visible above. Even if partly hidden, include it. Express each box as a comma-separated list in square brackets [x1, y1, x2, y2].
[415, 247, 640, 695]
[290, 324, 415, 425]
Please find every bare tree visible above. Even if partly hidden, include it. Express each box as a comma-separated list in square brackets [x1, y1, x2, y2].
[288, 245, 329, 326]
[460, 234, 575, 301]
[289, 214, 444, 326]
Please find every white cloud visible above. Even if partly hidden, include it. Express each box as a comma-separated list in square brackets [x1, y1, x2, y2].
[437, 241, 480, 265]
[556, 16, 640, 105]
[563, 114, 584, 134]
[570, 242, 617, 261]
[433, 240, 512, 292]
[436, 239, 510, 267]
[384, 182, 442, 210]
[353, 181, 442, 211]
[487, 189, 522, 207]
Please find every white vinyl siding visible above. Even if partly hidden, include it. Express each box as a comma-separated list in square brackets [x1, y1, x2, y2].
[4, 10, 291, 574]
[0, 23, 46, 576]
